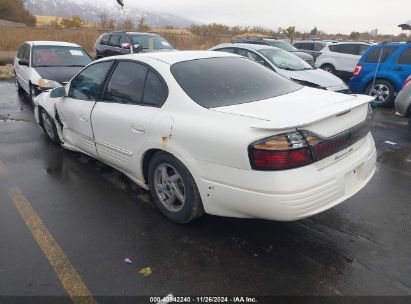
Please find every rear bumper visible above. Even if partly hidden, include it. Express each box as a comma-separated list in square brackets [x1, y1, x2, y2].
[184, 133, 376, 221]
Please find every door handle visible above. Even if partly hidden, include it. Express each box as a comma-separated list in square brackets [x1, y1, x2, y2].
[131, 125, 145, 134]
[394, 67, 404, 72]
[80, 114, 88, 122]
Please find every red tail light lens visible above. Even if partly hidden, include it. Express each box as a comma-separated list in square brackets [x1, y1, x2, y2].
[403, 75, 411, 89]
[353, 65, 362, 76]
[249, 132, 312, 170]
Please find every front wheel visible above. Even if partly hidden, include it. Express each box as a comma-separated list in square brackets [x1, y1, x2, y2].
[15, 75, 24, 94]
[40, 109, 60, 144]
[29, 84, 38, 106]
[148, 152, 204, 223]
[366, 80, 395, 107]
[320, 64, 335, 74]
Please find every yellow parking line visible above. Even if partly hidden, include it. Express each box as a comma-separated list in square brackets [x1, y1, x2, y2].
[0, 160, 7, 176]
[8, 186, 97, 304]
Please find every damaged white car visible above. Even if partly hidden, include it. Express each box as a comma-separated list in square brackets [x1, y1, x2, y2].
[34, 51, 376, 223]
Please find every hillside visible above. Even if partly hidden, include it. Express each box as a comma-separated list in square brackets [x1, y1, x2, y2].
[24, 0, 196, 28]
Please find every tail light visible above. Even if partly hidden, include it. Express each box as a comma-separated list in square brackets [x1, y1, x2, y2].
[353, 65, 362, 76]
[403, 75, 411, 89]
[249, 132, 312, 170]
[249, 108, 373, 171]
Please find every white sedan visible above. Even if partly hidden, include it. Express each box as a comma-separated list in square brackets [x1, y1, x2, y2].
[14, 41, 92, 104]
[34, 51, 376, 223]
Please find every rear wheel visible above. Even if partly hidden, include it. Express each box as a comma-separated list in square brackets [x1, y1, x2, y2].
[148, 152, 204, 223]
[321, 64, 335, 74]
[366, 80, 395, 107]
[40, 109, 60, 144]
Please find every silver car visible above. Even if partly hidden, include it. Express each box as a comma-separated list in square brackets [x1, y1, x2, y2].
[395, 76, 411, 131]
[210, 43, 349, 93]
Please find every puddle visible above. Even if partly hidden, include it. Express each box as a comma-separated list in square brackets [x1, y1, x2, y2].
[379, 146, 411, 176]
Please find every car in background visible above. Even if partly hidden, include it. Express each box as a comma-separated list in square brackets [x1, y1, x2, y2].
[14, 41, 93, 104]
[94, 31, 175, 58]
[395, 75, 411, 130]
[210, 43, 349, 93]
[293, 40, 330, 60]
[349, 42, 411, 106]
[34, 51, 376, 223]
[232, 37, 315, 66]
[315, 42, 372, 76]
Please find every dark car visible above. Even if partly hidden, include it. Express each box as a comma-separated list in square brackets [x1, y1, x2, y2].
[94, 31, 175, 59]
[232, 37, 314, 66]
[293, 40, 330, 60]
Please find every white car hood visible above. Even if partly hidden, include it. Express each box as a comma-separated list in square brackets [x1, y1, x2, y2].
[276, 68, 347, 91]
[212, 87, 373, 130]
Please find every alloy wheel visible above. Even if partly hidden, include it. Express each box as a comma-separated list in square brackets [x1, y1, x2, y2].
[154, 163, 186, 212]
[41, 111, 54, 139]
[369, 84, 390, 103]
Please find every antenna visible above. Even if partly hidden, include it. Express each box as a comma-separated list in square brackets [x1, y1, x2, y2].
[370, 47, 384, 103]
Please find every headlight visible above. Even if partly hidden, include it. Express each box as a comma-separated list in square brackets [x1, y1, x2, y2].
[38, 79, 61, 89]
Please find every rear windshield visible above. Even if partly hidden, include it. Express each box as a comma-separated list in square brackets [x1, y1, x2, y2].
[32, 46, 92, 67]
[171, 57, 301, 108]
[130, 35, 174, 50]
[364, 46, 399, 63]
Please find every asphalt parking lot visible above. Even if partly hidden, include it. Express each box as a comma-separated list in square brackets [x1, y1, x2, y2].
[1, 80, 411, 302]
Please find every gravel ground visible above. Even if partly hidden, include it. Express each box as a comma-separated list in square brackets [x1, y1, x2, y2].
[0, 65, 14, 80]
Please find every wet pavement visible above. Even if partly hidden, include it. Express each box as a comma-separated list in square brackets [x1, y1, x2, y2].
[0, 80, 411, 301]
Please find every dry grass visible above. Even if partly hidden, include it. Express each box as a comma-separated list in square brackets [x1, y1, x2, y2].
[0, 64, 13, 80]
[0, 27, 232, 54]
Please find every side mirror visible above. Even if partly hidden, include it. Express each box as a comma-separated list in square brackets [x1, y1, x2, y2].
[18, 59, 29, 67]
[50, 87, 66, 98]
[133, 44, 143, 53]
[121, 43, 130, 49]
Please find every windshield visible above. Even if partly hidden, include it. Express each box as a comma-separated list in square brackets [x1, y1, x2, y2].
[269, 41, 298, 52]
[171, 57, 301, 108]
[32, 46, 92, 67]
[130, 35, 174, 50]
[259, 48, 312, 71]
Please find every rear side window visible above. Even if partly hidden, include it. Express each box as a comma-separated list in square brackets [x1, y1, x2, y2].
[329, 44, 358, 55]
[69, 61, 113, 101]
[171, 57, 301, 108]
[100, 35, 109, 46]
[143, 71, 168, 106]
[109, 35, 120, 47]
[104, 62, 148, 104]
[365, 46, 399, 63]
[397, 48, 411, 65]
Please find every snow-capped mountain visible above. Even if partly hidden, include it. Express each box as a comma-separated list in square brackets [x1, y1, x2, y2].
[24, 0, 196, 28]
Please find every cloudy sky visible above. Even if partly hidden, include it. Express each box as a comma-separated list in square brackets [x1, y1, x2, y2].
[100, 0, 409, 34]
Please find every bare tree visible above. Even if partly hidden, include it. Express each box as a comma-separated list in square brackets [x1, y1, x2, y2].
[98, 11, 109, 29]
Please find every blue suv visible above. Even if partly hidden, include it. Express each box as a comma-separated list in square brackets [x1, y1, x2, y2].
[349, 42, 411, 106]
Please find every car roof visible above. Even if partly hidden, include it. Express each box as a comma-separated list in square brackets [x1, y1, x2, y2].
[105, 31, 160, 36]
[27, 41, 82, 47]
[99, 50, 238, 65]
[211, 43, 281, 52]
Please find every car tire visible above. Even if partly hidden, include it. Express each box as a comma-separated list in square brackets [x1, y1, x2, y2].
[40, 109, 60, 144]
[320, 64, 336, 74]
[366, 80, 395, 107]
[29, 83, 38, 106]
[15, 74, 24, 94]
[148, 152, 205, 224]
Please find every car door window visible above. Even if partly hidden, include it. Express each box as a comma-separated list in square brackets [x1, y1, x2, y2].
[313, 43, 325, 51]
[69, 61, 113, 101]
[336, 44, 358, 55]
[358, 44, 370, 56]
[104, 61, 148, 104]
[100, 35, 109, 46]
[397, 48, 411, 65]
[143, 70, 168, 107]
[235, 49, 272, 70]
[109, 35, 120, 47]
[300, 43, 314, 50]
[17, 44, 27, 59]
[120, 35, 129, 46]
[22, 45, 31, 61]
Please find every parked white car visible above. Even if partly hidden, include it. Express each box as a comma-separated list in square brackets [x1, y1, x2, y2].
[14, 41, 93, 103]
[34, 51, 376, 223]
[211, 43, 349, 93]
[315, 42, 372, 76]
